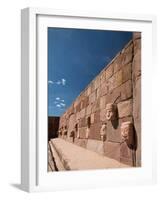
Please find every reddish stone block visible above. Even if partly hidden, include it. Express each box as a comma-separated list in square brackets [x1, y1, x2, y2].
[133, 32, 141, 40]
[103, 141, 121, 162]
[113, 53, 123, 73]
[113, 70, 123, 88]
[94, 76, 100, 90]
[94, 111, 100, 123]
[132, 50, 141, 82]
[100, 71, 106, 85]
[76, 102, 81, 112]
[86, 104, 92, 115]
[122, 63, 132, 83]
[100, 108, 106, 122]
[89, 122, 101, 140]
[79, 108, 86, 119]
[91, 113, 95, 124]
[91, 99, 100, 113]
[108, 76, 114, 93]
[133, 38, 141, 55]
[122, 51, 133, 66]
[100, 95, 106, 110]
[121, 80, 132, 100]
[106, 64, 114, 80]
[76, 112, 80, 121]
[79, 127, 87, 139]
[79, 118, 86, 128]
[96, 87, 101, 99]
[106, 120, 122, 143]
[123, 41, 133, 54]
[120, 142, 133, 166]
[89, 91, 96, 104]
[117, 99, 132, 118]
[87, 85, 92, 96]
[120, 116, 133, 123]
[100, 83, 107, 97]
[81, 96, 89, 109]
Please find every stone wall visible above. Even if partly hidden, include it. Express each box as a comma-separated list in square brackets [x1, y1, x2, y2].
[58, 33, 141, 167]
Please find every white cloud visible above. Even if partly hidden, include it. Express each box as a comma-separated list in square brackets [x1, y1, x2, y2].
[48, 80, 54, 84]
[50, 78, 66, 86]
[56, 81, 61, 85]
[61, 99, 65, 102]
[60, 103, 66, 107]
[56, 104, 61, 108]
[56, 97, 60, 100]
[61, 78, 66, 85]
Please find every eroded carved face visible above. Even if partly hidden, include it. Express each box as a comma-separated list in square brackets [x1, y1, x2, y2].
[100, 124, 106, 136]
[85, 127, 90, 139]
[121, 122, 133, 145]
[106, 103, 116, 121]
[100, 123, 107, 141]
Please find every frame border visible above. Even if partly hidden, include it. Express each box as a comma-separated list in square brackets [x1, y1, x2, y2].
[21, 7, 156, 192]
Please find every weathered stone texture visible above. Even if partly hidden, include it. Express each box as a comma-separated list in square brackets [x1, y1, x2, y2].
[120, 142, 133, 166]
[132, 34, 141, 167]
[133, 32, 141, 40]
[100, 83, 107, 97]
[89, 91, 96, 104]
[58, 34, 141, 167]
[100, 95, 106, 109]
[104, 141, 121, 162]
[80, 108, 86, 119]
[100, 71, 106, 85]
[122, 63, 132, 83]
[106, 121, 122, 143]
[117, 99, 133, 118]
[89, 122, 101, 140]
[86, 139, 104, 155]
[94, 111, 100, 123]
[86, 104, 92, 116]
[132, 50, 141, 82]
[79, 127, 87, 139]
[91, 98, 100, 113]
[100, 108, 107, 122]
[113, 53, 123, 73]
[106, 64, 114, 80]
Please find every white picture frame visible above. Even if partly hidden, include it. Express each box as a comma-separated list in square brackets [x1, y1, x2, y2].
[21, 7, 157, 192]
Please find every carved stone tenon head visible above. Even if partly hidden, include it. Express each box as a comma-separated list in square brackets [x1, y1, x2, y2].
[100, 123, 107, 141]
[106, 103, 116, 121]
[121, 121, 134, 145]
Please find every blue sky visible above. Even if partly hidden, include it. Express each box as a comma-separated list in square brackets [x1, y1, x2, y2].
[48, 28, 132, 116]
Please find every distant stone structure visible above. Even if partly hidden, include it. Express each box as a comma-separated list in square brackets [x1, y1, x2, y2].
[56, 32, 141, 167]
[48, 116, 60, 141]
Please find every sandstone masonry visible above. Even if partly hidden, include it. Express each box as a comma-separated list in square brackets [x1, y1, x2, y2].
[58, 33, 141, 167]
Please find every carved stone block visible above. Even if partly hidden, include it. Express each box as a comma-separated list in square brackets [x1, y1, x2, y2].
[121, 121, 134, 145]
[100, 123, 107, 141]
[117, 99, 132, 118]
[106, 103, 117, 121]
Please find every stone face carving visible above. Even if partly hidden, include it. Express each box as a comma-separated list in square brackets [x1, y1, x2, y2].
[77, 130, 80, 139]
[75, 121, 80, 139]
[63, 126, 68, 137]
[106, 103, 116, 121]
[58, 128, 62, 137]
[121, 121, 134, 145]
[85, 127, 90, 139]
[70, 130, 75, 137]
[100, 123, 107, 141]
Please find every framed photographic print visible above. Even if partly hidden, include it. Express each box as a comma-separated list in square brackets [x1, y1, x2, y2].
[21, 7, 156, 192]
